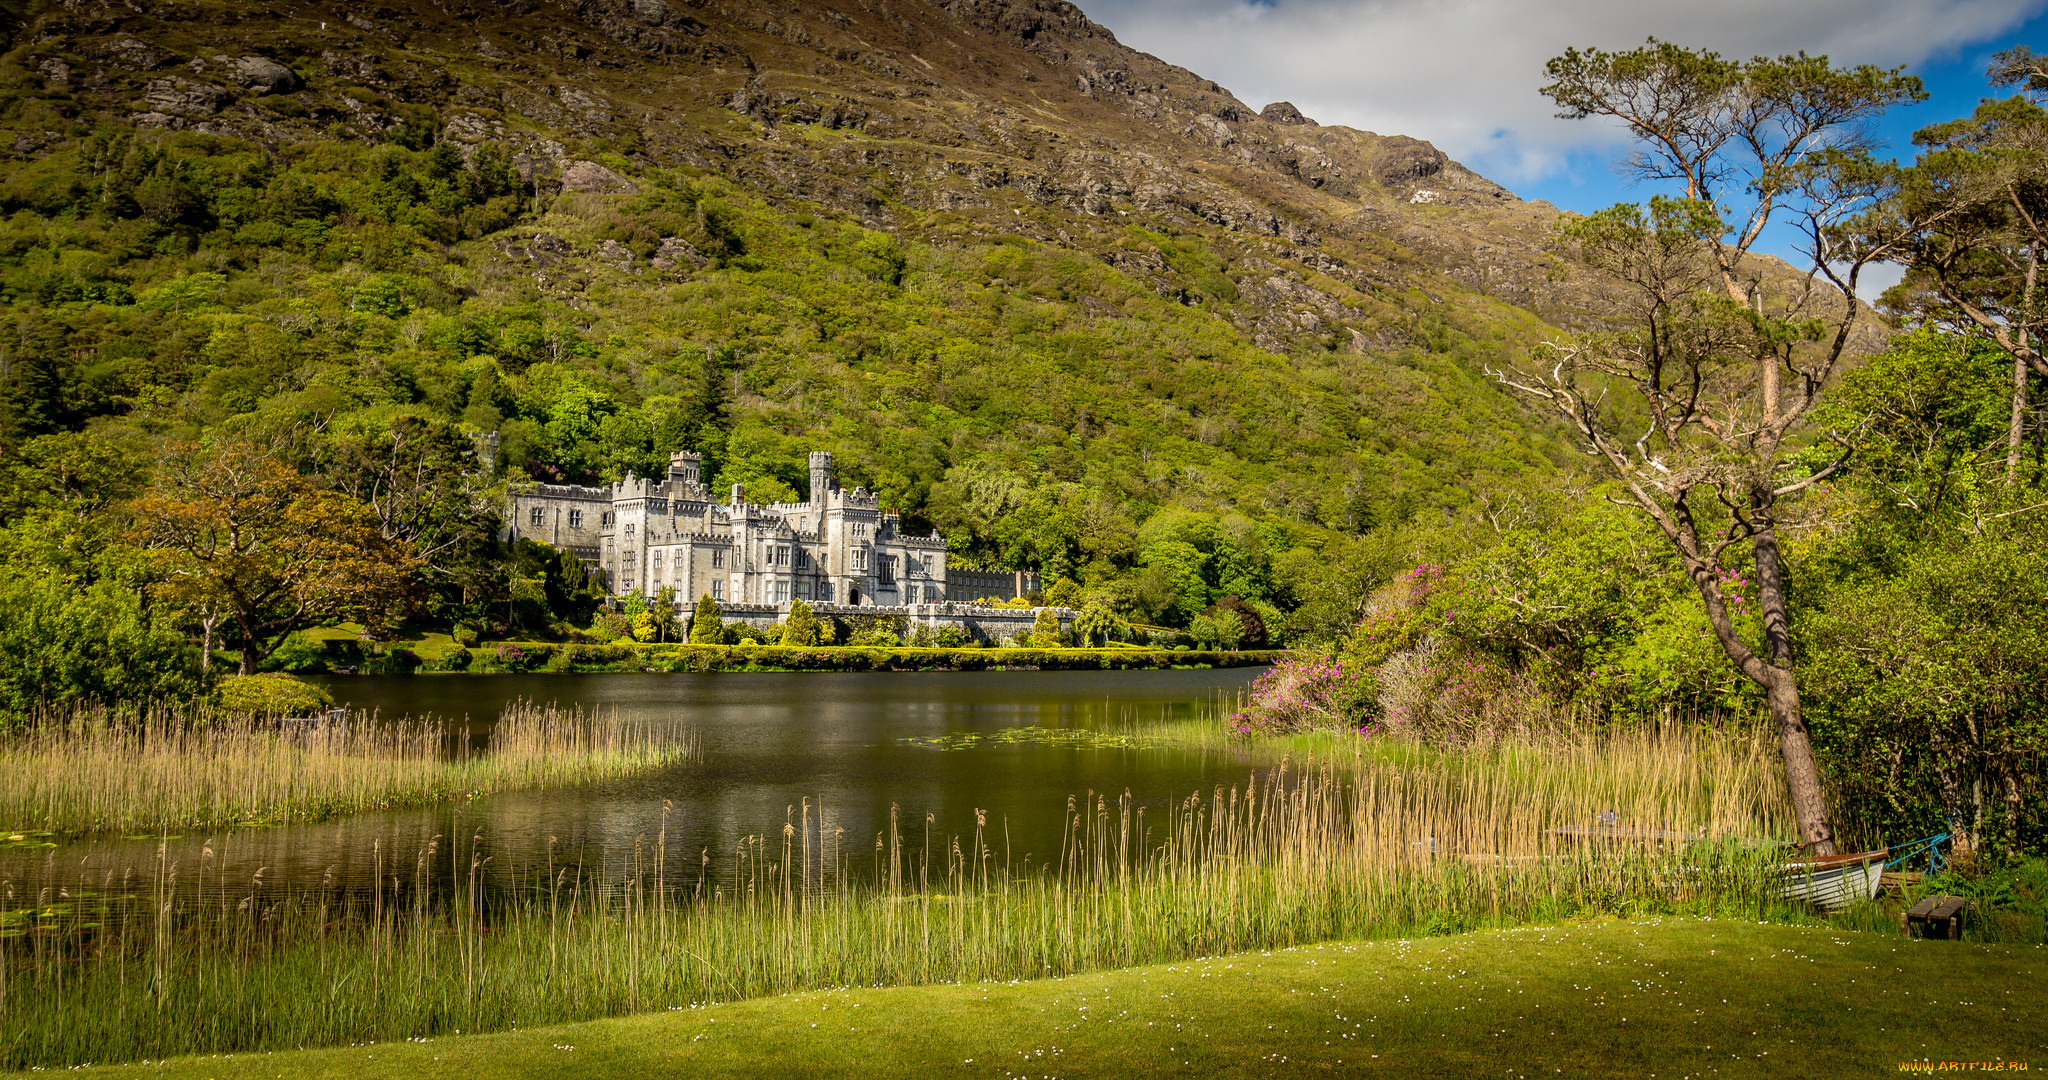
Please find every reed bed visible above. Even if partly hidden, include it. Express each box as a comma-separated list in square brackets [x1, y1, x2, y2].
[0, 702, 692, 835]
[1, 726, 1811, 1069]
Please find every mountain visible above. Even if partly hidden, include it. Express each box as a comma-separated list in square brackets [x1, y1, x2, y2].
[0, 0, 1587, 631]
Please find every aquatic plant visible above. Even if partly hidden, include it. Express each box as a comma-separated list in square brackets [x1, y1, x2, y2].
[1, 725, 1809, 1069]
[0, 701, 691, 835]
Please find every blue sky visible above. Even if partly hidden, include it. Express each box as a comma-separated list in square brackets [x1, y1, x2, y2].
[1084, 0, 2044, 288]
[1079, 0, 2046, 293]
[1511, 7, 2048, 215]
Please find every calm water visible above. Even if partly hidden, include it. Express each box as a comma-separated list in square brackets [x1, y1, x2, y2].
[8, 670, 1267, 896]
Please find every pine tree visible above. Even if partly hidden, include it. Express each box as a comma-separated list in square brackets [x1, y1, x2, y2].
[688, 593, 723, 644]
[780, 598, 823, 646]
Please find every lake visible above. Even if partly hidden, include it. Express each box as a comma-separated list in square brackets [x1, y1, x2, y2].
[5, 669, 1267, 897]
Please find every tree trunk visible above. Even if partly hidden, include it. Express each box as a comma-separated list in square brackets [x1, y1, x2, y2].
[2014, 240, 2040, 481]
[1751, 508, 1838, 855]
[1764, 673, 1836, 854]
[199, 611, 219, 675]
[2010, 353, 2030, 482]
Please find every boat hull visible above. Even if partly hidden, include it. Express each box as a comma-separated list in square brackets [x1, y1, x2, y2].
[1777, 849, 1888, 911]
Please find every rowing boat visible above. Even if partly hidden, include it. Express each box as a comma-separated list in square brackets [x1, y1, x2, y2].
[1777, 848, 1888, 911]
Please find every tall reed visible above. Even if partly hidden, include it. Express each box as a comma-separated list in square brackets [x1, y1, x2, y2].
[0, 701, 692, 835]
[1, 727, 1807, 1069]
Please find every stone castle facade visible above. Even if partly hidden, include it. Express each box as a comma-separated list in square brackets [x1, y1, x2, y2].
[505, 452, 1040, 625]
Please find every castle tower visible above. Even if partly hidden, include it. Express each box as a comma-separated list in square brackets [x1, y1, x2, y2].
[668, 450, 702, 488]
[809, 451, 836, 508]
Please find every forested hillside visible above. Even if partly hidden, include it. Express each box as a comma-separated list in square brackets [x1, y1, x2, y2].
[0, 0, 1575, 660]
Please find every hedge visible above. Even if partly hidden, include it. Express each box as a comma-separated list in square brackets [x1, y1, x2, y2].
[417, 645, 1284, 675]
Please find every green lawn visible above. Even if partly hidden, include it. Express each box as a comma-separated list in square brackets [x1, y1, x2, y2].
[76, 919, 2044, 1079]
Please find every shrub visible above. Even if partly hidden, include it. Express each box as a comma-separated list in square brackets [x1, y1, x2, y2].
[451, 623, 480, 649]
[1228, 655, 1376, 737]
[264, 632, 329, 674]
[216, 674, 333, 718]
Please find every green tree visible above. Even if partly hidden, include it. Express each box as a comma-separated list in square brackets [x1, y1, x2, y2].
[1072, 601, 1127, 647]
[1029, 606, 1062, 648]
[0, 567, 201, 718]
[1496, 40, 1925, 854]
[688, 593, 723, 643]
[780, 598, 824, 646]
[1881, 50, 2048, 479]
[651, 585, 680, 642]
[1189, 607, 1243, 651]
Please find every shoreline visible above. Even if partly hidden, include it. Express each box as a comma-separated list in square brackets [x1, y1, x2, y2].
[303, 643, 1287, 676]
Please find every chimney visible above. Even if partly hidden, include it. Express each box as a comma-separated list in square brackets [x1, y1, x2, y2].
[730, 482, 744, 507]
[809, 451, 835, 508]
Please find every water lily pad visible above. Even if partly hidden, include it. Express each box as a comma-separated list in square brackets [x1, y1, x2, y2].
[900, 726, 1151, 751]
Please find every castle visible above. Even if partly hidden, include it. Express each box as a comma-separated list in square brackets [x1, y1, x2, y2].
[505, 452, 1043, 633]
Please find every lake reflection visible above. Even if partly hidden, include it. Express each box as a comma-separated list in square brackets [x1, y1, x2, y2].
[4, 669, 1266, 896]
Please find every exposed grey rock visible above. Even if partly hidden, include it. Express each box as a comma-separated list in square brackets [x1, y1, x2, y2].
[230, 56, 301, 94]
[560, 159, 636, 193]
[37, 58, 72, 86]
[596, 239, 635, 268]
[651, 236, 706, 270]
[320, 50, 383, 84]
[95, 37, 174, 71]
[478, 38, 511, 60]
[1371, 135, 1446, 188]
[1259, 101, 1314, 126]
[558, 86, 612, 121]
[142, 76, 229, 116]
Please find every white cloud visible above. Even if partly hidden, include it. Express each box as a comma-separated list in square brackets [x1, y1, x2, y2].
[1080, 0, 2047, 183]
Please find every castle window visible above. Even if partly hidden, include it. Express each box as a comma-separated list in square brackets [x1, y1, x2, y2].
[795, 579, 810, 601]
[712, 548, 726, 569]
[529, 507, 544, 528]
[773, 581, 789, 603]
[817, 581, 833, 602]
[796, 549, 811, 569]
[624, 552, 637, 569]
[711, 580, 725, 600]
[920, 555, 932, 575]
[624, 522, 634, 537]
[853, 548, 867, 571]
[569, 509, 584, 529]
[653, 551, 664, 574]
[877, 555, 896, 585]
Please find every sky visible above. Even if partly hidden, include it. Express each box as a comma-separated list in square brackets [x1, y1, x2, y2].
[1080, 0, 2048, 290]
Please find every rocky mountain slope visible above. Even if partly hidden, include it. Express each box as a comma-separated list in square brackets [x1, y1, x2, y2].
[13, 0, 1582, 350]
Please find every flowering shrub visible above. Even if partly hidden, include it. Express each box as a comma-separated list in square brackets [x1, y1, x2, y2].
[1228, 654, 1379, 736]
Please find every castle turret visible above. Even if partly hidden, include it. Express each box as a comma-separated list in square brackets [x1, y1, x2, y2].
[809, 451, 835, 508]
[668, 450, 702, 488]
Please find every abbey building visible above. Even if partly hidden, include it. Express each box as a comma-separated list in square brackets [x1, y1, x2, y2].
[505, 451, 1030, 611]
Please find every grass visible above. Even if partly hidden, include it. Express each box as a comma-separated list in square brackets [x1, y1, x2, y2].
[3, 727, 1818, 1069]
[0, 702, 693, 835]
[63, 919, 2048, 1078]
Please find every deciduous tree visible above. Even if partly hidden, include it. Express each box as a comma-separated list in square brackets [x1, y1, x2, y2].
[1495, 41, 1924, 853]
[132, 442, 407, 675]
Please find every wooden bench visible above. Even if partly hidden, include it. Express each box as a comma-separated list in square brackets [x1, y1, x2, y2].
[1903, 895, 1968, 939]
